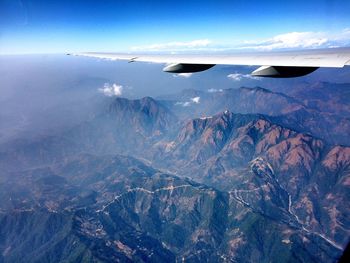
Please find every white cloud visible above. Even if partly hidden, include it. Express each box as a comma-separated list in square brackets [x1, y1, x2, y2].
[240, 32, 328, 50]
[238, 29, 350, 50]
[173, 73, 193, 78]
[99, 83, 123, 97]
[227, 73, 259, 81]
[127, 29, 350, 54]
[126, 29, 350, 55]
[131, 39, 211, 51]
[175, 96, 200, 107]
[191, 97, 200, 104]
[208, 88, 223, 93]
[175, 101, 191, 107]
[227, 73, 244, 81]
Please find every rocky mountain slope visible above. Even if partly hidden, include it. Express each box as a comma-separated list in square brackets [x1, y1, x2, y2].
[0, 154, 343, 263]
[1, 85, 349, 262]
[0, 97, 177, 172]
[154, 110, 350, 248]
[160, 85, 350, 146]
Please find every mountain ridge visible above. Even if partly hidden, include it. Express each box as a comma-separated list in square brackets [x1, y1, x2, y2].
[1, 86, 349, 262]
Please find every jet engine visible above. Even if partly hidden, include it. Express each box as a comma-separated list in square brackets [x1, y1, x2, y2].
[251, 66, 318, 78]
[163, 63, 215, 73]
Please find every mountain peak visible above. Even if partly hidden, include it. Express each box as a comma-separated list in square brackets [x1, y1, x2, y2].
[108, 96, 177, 138]
[109, 96, 171, 115]
[239, 86, 272, 93]
[139, 96, 157, 104]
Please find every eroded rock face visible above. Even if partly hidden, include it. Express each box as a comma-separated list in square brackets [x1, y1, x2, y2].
[155, 110, 350, 249]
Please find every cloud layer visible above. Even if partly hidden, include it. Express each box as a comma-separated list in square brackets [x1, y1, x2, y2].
[227, 73, 259, 81]
[208, 88, 223, 93]
[130, 29, 350, 52]
[175, 96, 201, 107]
[99, 83, 123, 97]
[235, 29, 350, 50]
[173, 73, 193, 78]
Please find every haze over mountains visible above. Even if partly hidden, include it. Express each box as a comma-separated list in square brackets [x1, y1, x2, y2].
[0, 55, 349, 262]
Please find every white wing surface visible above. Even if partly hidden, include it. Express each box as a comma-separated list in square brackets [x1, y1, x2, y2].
[69, 48, 350, 77]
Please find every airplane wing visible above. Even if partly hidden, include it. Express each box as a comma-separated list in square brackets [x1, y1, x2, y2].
[69, 48, 350, 78]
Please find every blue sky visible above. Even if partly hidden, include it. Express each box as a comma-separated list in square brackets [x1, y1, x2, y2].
[1, 0, 350, 54]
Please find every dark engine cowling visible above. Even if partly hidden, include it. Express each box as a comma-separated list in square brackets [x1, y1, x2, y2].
[251, 66, 319, 78]
[163, 63, 215, 73]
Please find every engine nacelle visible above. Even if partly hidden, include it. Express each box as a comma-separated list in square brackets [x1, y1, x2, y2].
[251, 66, 318, 78]
[163, 63, 215, 73]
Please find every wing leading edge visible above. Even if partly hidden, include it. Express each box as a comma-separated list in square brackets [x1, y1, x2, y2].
[69, 48, 350, 78]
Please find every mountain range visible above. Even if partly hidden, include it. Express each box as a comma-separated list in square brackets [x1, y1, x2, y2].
[0, 82, 349, 262]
